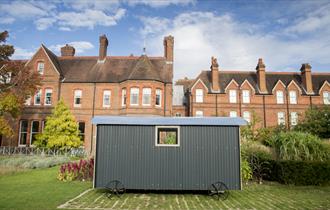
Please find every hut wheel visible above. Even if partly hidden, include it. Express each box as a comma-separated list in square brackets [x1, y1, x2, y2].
[105, 180, 126, 197]
[208, 181, 229, 200]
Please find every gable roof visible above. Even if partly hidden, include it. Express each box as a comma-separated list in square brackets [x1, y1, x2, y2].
[27, 45, 172, 83]
[186, 70, 330, 95]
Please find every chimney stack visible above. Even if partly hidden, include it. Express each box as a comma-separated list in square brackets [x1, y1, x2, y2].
[99, 34, 108, 62]
[163, 35, 174, 62]
[61, 44, 75, 57]
[211, 56, 220, 92]
[300, 63, 313, 94]
[256, 58, 267, 93]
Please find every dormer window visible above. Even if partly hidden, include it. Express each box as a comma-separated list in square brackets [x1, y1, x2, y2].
[229, 90, 237, 103]
[323, 91, 330, 105]
[37, 62, 44, 75]
[242, 90, 250, 103]
[276, 90, 284, 104]
[196, 89, 203, 103]
[289, 91, 297, 104]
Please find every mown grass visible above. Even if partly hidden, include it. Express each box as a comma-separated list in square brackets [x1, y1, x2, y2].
[0, 165, 91, 210]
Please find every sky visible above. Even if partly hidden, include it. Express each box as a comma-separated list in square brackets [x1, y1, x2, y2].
[1, 0, 330, 80]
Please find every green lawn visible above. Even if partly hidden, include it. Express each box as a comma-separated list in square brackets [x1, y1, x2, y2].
[0, 166, 91, 210]
[0, 164, 329, 210]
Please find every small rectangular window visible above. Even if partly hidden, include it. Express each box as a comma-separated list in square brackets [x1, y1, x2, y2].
[34, 90, 42, 105]
[44, 89, 52, 105]
[122, 89, 127, 106]
[242, 90, 250, 103]
[229, 111, 237, 117]
[103, 90, 111, 107]
[37, 62, 44, 75]
[278, 112, 285, 125]
[155, 126, 179, 146]
[276, 90, 284, 104]
[78, 122, 85, 141]
[130, 88, 139, 105]
[289, 91, 297, 104]
[243, 111, 250, 123]
[196, 110, 203, 117]
[74, 90, 82, 107]
[291, 112, 298, 126]
[229, 90, 237, 103]
[30, 121, 40, 145]
[196, 89, 203, 103]
[156, 89, 161, 107]
[323, 91, 330, 105]
[19, 120, 28, 146]
[142, 88, 151, 105]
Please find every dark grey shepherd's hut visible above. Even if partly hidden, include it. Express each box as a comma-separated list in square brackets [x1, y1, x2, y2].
[92, 116, 246, 191]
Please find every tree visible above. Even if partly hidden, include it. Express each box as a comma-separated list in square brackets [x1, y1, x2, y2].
[35, 99, 82, 150]
[294, 105, 330, 139]
[241, 110, 261, 141]
[0, 31, 40, 137]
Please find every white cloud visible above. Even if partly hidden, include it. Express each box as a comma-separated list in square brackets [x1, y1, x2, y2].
[49, 41, 94, 54]
[125, 0, 195, 8]
[11, 47, 35, 59]
[0, 17, 15, 24]
[0, 1, 53, 18]
[58, 27, 72, 31]
[56, 8, 126, 30]
[139, 16, 170, 37]
[66, 0, 120, 12]
[140, 11, 330, 80]
[35, 18, 56, 30]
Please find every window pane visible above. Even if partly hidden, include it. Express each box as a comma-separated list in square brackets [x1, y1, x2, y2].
[78, 122, 85, 141]
[291, 112, 298, 126]
[229, 111, 237, 117]
[130, 88, 139, 105]
[122, 89, 126, 106]
[242, 90, 250, 103]
[19, 120, 28, 145]
[323, 92, 330, 104]
[196, 89, 203, 102]
[31, 121, 40, 145]
[156, 89, 161, 106]
[196, 111, 203, 117]
[278, 112, 285, 125]
[37, 62, 44, 74]
[103, 90, 111, 107]
[142, 88, 151, 105]
[276, 91, 284, 104]
[229, 90, 237, 103]
[34, 90, 41, 105]
[45, 89, 52, 105]
[243, 111, 250, 122]
[289, 91, 297, 104]
[74, 90, 82, 106]
[157, 128, 178, 145]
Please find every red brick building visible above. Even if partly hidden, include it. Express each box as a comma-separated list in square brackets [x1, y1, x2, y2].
[173, 57, 330, 128]
[1, 35, 174, 153]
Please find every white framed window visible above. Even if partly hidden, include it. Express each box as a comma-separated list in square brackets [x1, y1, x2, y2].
[103, 90, 111, 108]
[78, 122, 85, 141]
[291, 112, 298, 126]
[18, 120, 28, 146]
[122, 89, 127, 106]
[44, 89, 52, 105]
[156, 89, 162, 107]
[34, 90, 42, 105]
[278, 112, 285, 125]
[37, 62, 44, 75]
[289, 91, 297, 104]
[243, 111, 250, 123]
[229, 90, 237, 103]
[242, 90, 250, 103]
[74, 90, 82, 107]
[25, 97, 31, 106]
[196, 89, 203, 103]
[155, 126, 180, 147]
[229, 111, 237, 117]
[142, 88, 151, 106]
[0, 72, 11, 84]
[323, 91, 330, 105]
[30, 121, 40, 146]
[196, 110, 203, 117]
[130, 88, 139, 105]
[276, 90, 284, 104]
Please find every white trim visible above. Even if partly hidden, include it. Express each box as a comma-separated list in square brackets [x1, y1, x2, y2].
[190, 78, 208, 91]
[287, 80, 302, 94]
[276, 90, 284, 104]
[102, 90, 111, 108]
[155, 126, 180, 147]
[44, 88, 52, 106]
[142, 88, 152, 106]
[318, 80, 330, 94]
[240, 79, 255, 93]
[272, 80, 286, 93]
[195, 89, 204, 103]
[130, 87, 139, 106]
[224, 79, 239, 93]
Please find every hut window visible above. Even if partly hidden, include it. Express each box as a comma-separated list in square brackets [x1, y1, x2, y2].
[155, 126, 180, 146]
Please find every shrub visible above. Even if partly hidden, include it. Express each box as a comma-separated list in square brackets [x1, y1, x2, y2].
[241, 159, 252, 184]
[57, 158, 94, 181]
[273, 160, 330, 185]
[267, 131, 329, 161]
[0, 156, 70, 169]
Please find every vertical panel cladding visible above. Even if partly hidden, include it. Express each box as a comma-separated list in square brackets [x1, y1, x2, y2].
[95, 124, 241, 190]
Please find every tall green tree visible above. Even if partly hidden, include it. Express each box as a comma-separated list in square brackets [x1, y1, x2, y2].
[294, 105, 330, 139]
[0, 31, 40, 137]
[35, 99, 82, 150]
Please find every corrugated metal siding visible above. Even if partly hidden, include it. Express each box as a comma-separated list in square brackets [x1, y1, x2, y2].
[95, 125, 241, 190]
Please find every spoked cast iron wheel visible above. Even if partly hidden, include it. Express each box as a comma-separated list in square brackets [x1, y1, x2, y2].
[208, 181, 229, 200]
[105, 180, 126, 198]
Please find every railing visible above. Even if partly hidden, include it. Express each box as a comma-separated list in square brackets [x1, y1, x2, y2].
[0, 146, 87, 157]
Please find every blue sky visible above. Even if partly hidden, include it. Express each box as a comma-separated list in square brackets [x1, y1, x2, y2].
[1, 0, 330, 80]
